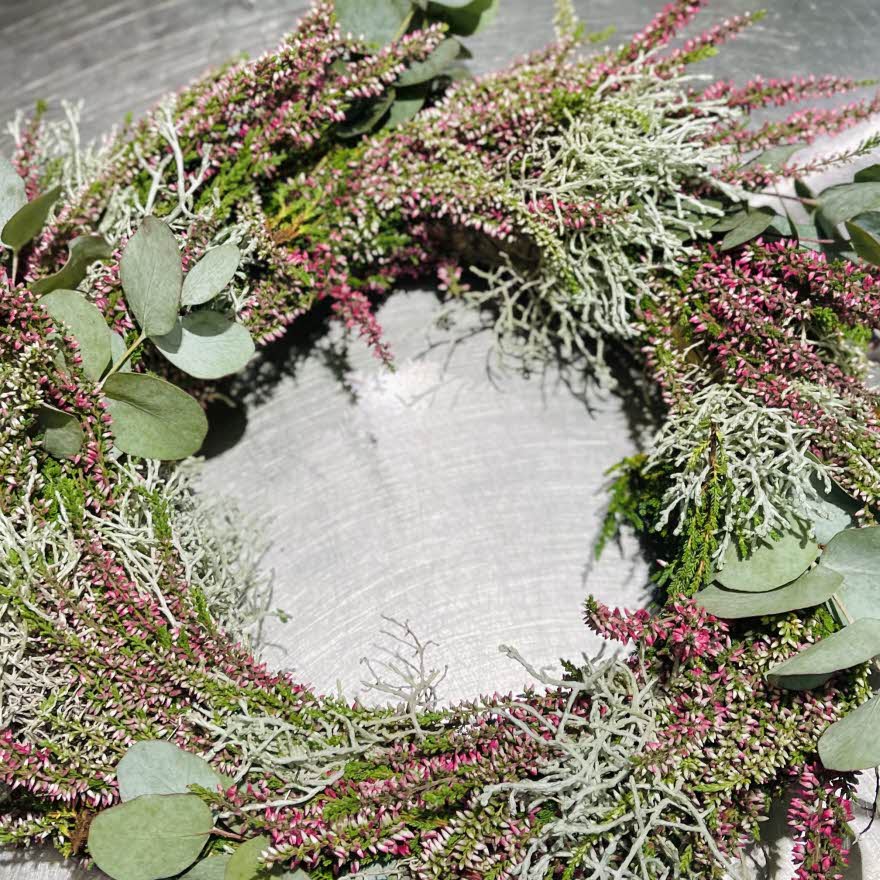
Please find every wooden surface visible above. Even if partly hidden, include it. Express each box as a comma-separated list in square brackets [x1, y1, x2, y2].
[3, 1, 880, 877]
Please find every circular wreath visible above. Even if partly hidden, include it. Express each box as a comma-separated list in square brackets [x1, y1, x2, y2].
[3, 2, 880, 879]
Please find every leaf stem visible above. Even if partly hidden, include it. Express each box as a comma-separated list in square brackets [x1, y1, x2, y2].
[210, 827, 244, 841]
[10, 252, 18, 285]
[96, 330, 146, 391]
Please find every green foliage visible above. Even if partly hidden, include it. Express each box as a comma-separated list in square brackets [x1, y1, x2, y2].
[39, 288, 113, 381]
[153, 311, 255, 380]
[428, 0, 497, 35]
[181, 855, 232, 880]
[1, 186, 61, 253]
[32, 234, 113, 295]
[103, 373, 209, 460]
[334, 0, 412, 48]
[225, 835, 270, 880]
[715, 519, 817, 592]
[182, 243, 241, 307]
[846, 218, 880, 265]
[119, 216, 183, 336]
[87, 794, 213, 880]
[719, 207, 776, 251]
[0, 154, 26, 235]
[116, 740, 227, 802]
[818, 694, 880, 771]
[396, 37, 462, 86]
[37, 405, 85, 459]
[819, 525, 880, 620]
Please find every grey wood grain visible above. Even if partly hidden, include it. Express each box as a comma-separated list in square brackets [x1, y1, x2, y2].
[3, 1, 880, 878]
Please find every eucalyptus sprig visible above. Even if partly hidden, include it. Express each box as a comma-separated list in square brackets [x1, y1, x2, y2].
[88, 741, 308, 880]
[38, 217, 254, 461]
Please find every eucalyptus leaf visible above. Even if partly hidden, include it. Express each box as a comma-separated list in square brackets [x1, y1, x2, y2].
[117, 740, 227, 802]
[855, 164, 880, 183]
[153, 311, 255, 380]
[119, 216, 183, 336]
[817, 182, 880, 231]
[1, 185, 61, 252]
[87, 794, 212, 880]
[715, 521, 817, 592]
[818, 694, 880, 771]
[40, 289, 112, 381]
[773, 672, 834, 692]
[181, 856, 231, 880]
[819, 526, 880, 620]
[799, 476, 857, 544]
[37, 405, 84, 459]
[794, 178, 816, 205]
[720, 208, 776, 250]
[768, 617, 880, 679]
[32, 234, 113, 295]
[397, 38, 461, 86]
[103, 373, 208, 461]
[386, 87, 429, 128]
[109, 331, 133, 373]
[428, 0, 497, 35]
[338, 91, 396, 138]
[334, 0, 412, 48]
[846, 219, 880, 265]
[745, 143, 805, 172]
[182, 243, 241, 307]
[0, 154, 26, 234]
[226, 835, 270, 880]
[697, 565, 841, 619]
[711, 211, 746, 233]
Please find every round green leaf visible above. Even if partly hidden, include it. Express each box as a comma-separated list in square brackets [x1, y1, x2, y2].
[40, 289, 112, 381]
[697, 565, 842, 620]
[37, 405, 85, 459]
[768, 617, 880, 680]
[1, 186, 61, 252]
[152, 312, 255, 380]
[109, 331, 133, 373]
[87, 794, 212, 880]
[817, 181, 880, 231]
[120, 216, 183, 336]
[799, 476, 857, 545]
[103, 373, 208, 461]
[118, 741, 227, 802]
[719, 208, 776, 251]
[182, 243, 241, 307]
[226, 835, 270, 880]
[32, 234, 113, 296]
[819, 694, 880, 771]
[427, 0, 497, 35]
[0, 154, 26, 234]
[820, 526, 880, 620]
[334, 0, 412, 48]
[846, 219, 880, 266]
[397, 38, 461, 86]
[339, 91, 397, 139]
[181, 856, 231, 880]
[386, 88, 428, 129]
[715, 522, 817, 592]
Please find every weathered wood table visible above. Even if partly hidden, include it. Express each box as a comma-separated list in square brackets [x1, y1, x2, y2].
[2, 1, 880, 877]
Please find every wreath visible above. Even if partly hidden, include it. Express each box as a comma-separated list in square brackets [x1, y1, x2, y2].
[3, 1, 880, 878]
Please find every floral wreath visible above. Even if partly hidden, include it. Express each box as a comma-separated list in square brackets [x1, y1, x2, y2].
[4, 1, 880, 879]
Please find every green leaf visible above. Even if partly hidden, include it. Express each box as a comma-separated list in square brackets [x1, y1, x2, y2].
[820, 526, 880, 620]
[697, 565, 841, 619]
[397, 38, 461, 86]
[745, 143, 806, 172]
[87, 794, 212, 880]
[719, 208, 776, 250]
[152, 311, 255, 380]
[799, 476, 857, 544]
[182, 243, 241, 307]
[386, 87, 429, 128]
[846, 219, 880, 265]
[1, 186, 61, 252]
[338, 91, 396, 138]
[819, 694, 880, 771]
[334, 0, 412, 48]
[710, 210, 746, 233]
[40, 289, 112, 381]
[37, 405, 84, 459]
[428, 0, 497, 35]
[226, 835, 270, 880]
[119, 216, 183, 336]
[794, 178, 816, 205]
[855, 164, 880, 183]
[817, 182, 880, 231]
[117, 741, 227, 802]
[768, 617, 880, 679]
[181, 856, 231, 880]
[32, 234, 113, 296]
[110, 331, 133, 372]
[103, 373, 208, 461]
[0, 154, 26, 234]
[715, 521, 817, 592]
